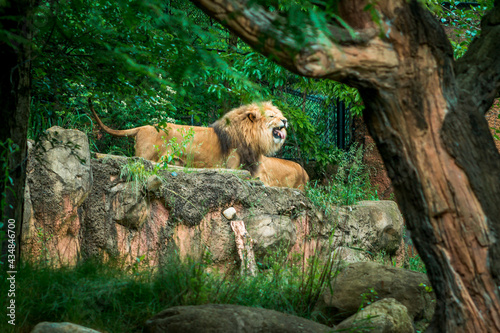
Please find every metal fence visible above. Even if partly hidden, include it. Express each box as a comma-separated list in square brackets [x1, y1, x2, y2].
[283, 87, 351, 149]
[273, 87, 352, 160]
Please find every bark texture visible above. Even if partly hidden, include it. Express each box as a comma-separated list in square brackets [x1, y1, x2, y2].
[0, 0, 34, 264]
[189, 0, 500, 331]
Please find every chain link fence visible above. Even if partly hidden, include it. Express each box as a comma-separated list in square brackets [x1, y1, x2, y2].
[273, 87, 352, 160]
[284, 87, 351, 148]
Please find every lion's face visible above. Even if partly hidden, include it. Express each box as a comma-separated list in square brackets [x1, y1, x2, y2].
[235, 101, 288, 156]
[256, 102, 287, 148]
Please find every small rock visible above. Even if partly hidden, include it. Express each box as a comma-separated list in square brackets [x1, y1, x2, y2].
[31, 322, 100, 333]
[333, 246, 370, 265]
[222, 207, 237, 220]
[147, 175, 163, 192]
[335, 298, 414, 333]
[27, 139, 35, 152]
[110, 182, 150, 229]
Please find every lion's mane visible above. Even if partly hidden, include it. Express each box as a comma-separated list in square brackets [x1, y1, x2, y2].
[212, 102, 287, 174]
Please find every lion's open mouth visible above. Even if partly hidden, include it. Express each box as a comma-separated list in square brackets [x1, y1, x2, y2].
[273, 126, 286, 140]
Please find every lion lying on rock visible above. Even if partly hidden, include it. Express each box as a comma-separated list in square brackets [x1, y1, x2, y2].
[89, 98, 287, 175]
[255, 156, 309, 189]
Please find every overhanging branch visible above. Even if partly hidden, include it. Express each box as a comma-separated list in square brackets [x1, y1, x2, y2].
[190, 0, 399, 87]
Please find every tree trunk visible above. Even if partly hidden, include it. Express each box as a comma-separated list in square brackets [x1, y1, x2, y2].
[360, 77, 500, 332]
[1, 0, 34, 267]
[358, 4, 500, 331]
[189, 0, 500, 331]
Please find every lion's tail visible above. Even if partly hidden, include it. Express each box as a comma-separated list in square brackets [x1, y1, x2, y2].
[88, 98, 140, 137]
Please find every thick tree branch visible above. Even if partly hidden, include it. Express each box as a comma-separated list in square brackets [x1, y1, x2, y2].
[455, 4, 500, 115]
[190, 0, 399, 88]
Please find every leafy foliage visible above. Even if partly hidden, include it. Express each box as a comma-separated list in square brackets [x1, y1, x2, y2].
[425, 0, 494, 59]
[0, 139, 18, 221]
[26, 0, 365, 173]
[156, 127, 197, 165]
[306, 143, 379, 213]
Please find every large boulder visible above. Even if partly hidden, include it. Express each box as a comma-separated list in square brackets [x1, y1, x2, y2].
[23, 126, 92, 264]
[335, 298, 414, 333]
[319, 262, 435, 323]
[332, 246, 371, 265]
[335, 200, 404, 255]
[145, 304, 332, 333]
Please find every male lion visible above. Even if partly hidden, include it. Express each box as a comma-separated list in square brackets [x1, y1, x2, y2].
[255, 156, 309, 189]
[89, 98, 287, 175]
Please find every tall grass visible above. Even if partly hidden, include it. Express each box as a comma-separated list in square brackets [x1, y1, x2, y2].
[0, 247, 339, 333]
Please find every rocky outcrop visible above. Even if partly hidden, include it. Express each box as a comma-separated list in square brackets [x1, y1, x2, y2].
[23, 127, 92, 264]
[335, 298, 414, 333]
[145, 304, 332, 333]
[22, 127, 405, 270]
[21, 127, 427, 333]
[335, 200, 403, 255]
[319, 261, 435, 324]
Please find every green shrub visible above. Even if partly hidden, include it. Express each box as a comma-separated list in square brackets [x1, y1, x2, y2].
[306, 143, 378, 215]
